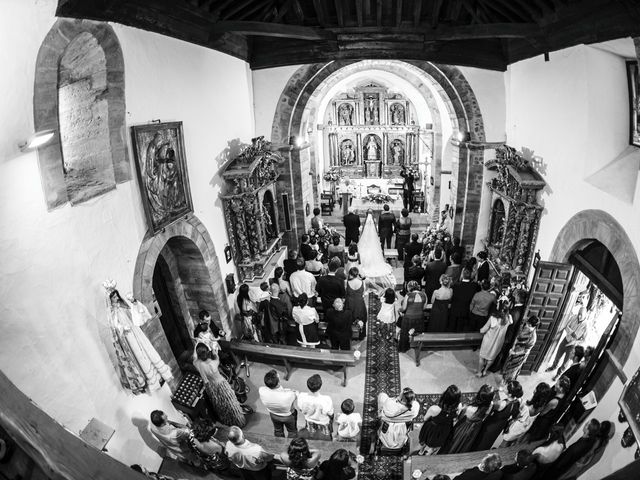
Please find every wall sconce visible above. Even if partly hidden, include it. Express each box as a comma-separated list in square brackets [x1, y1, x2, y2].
[225, 273, 236, 295]
[430, 176, 434, 186]
[19, 129, 55, 152]
[289, 136, 304, 148]
[456, 130, 471, 143]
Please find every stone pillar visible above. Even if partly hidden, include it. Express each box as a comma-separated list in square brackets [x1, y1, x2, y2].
[382, 133, 388, 165]
[356, 133, 362, 165]
[329, 133, 338, 166]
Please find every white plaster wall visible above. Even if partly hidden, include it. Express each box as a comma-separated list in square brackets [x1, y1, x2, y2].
[506, 43, 640, 479]
[252, 65, 301, 138]
[458, 66, 507, 143]
[0, 0, 254, 471]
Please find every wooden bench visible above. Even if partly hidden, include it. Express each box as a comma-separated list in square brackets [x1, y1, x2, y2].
[410, 332, 483, 366]
[219, 340, 357, 386]
[406, 441, 542, 479]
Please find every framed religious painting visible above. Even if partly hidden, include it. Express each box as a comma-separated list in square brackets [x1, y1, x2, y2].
[626, 61, 640, 147]
[131, 122, 193, 233]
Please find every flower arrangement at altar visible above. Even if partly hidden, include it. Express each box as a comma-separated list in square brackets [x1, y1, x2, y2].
[417, 226, 451, 253]
[323, 168, 341, 182]
[362, 193, 394, 204]
[402, 164, 420, 181]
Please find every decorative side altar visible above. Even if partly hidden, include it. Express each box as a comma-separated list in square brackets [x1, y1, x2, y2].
[484, 145, 545, 277]
[221, 137, 284, 282]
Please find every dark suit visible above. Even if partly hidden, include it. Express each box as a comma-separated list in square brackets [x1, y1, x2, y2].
[325, 308, 354, 350]
[283, 259, 298, 280]
[316, 274, 346, 312]
[501, 463, 537, 480]
[405, 265, 425, 286]
[450, 280, 480, 332]
[563, 362, 585, 390]
[300, 243, 315, 261]
[477, 260, 490, 282]
[424, 259, 448, 300]
[544, 436, 597, 480]
[454, 467, 503, 480]
[343, 213, 361, 246]
[403, 242, 423, 269]
[378, 211, 396, 249]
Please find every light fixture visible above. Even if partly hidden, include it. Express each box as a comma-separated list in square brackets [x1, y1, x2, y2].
[288, 135, 305, 148]
[19, 129, 55, 152]
[455, 130, 471, 143]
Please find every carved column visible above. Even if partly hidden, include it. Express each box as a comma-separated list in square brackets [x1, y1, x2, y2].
[382, 133, 388, 165]
[515, 209, 533, 273]
[231, 198, 251, 263]
[356, 133, 362, 165]
[329, 133, 338, 166]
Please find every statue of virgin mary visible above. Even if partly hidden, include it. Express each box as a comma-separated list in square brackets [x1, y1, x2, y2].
[358, 211, 396, 292]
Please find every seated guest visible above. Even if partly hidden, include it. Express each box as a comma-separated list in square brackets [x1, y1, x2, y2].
[418, 384, 461, 455]
[450, 268, 480, 332]
[501, 450, 536, 480]
[502, 383, 552, 446]
[405, 255, 425, 288]
[377, 387, 420, 450]
[290, 258, 317, 303]
[305, 250, 325, 276]
[328, 236, 345, 262]
[292, 293, 320, 347]
[532, 426, 565, 465]
[526, 376, 571, 442]
[469, 280, 496, 330]
[336, 398, 362, 442]
[445, 252, 463, 283]
[554, 345, 585, 384]
[542, 419, 601, 480]
[226, 426, 274, 480]
[316, 448, 356, 480]
[300, 234, 315, 261]
[149, 410, 192, 462]
[283, 249, 299, 280]
[277, 437, 321, 480]
[317, 257, 347, 312]
[297, 374, 334, 440]
[325, 297, 354, 350]
[454, 453, 503, 480]
[441, 384, 494, 454]
[258, 369, 298, 438]
[187, 419, 236, 475]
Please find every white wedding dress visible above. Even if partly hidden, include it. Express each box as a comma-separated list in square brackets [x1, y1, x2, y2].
[358, 213, 397, 292]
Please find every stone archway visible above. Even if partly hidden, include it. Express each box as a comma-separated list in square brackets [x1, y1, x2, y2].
[271, 60, 485, 248]
[550, 209, 640, 395]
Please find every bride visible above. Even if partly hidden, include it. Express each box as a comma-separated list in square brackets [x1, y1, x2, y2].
[358, 209, 397, 292]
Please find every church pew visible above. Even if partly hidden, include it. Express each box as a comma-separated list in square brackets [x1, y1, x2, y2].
[410, 332, 483, 366]
[218, 340, 357, 386]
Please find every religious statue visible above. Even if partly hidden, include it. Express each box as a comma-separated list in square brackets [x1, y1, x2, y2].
[366, 136, 378, 160]
[338, 103, 353, 126]
[390, 140, 404, 165]
[391, 103, 405, 125]
[340, 140, 355, 165]
[261, 203, 276, 239]
[364, 94, 379, 125]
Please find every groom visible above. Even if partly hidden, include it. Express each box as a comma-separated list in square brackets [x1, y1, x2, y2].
[378, 204, 396, 249]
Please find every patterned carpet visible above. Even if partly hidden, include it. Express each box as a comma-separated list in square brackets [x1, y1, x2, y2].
[358, 293, 404, 480]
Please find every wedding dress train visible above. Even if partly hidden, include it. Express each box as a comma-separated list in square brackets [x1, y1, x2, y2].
[358, 213, 397, 292]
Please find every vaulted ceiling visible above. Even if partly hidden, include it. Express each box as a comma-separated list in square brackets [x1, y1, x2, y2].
[57, 0, 640, 71]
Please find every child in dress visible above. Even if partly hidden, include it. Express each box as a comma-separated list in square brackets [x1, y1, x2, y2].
[336, 399, 362, 443]
[377, 288, 401, 341]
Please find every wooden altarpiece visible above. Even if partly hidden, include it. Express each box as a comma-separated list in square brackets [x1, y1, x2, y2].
[221, 137, 283, 282]
[485, 145, 546, 277]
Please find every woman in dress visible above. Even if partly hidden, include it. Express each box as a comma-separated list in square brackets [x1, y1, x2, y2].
[395, 208, 412, 261]
[292, 293, 320, 347]
[532, 426, 566, 466]
[316, 449, 356, 480]
[477, 306, 513, 377]
[377, 287, 401, 341]
[399, 280, 427, 352]
[377, 387, 421, 451]
[236, 283, 261, 341]
[328, 236, 345, 263]
[345, 267, 367, 339]
[440, 384, 494, 454]
[105, 287, 173, 393]
[345, 243, 360, 273]
[418, 385, 461, 455]
[556, 421, 614, 480]
[278, 437, 321, 480]
[193, 343, 246, 427]
[501, 382, 550, 446]
[474, 380, 523, 450]
[272, 266, 294, 313]
[186, 419, 236, 475]
[427, 274, 453, 333]
[526, 375, 571, 442]
[501, 315, 540, 386]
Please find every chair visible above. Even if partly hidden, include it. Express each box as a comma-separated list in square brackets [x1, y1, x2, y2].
[367, 184, 381, 194]
[320, 192, 334, 215]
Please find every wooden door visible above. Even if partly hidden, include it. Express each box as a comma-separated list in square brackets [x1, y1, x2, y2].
[521, 261, 575, 374]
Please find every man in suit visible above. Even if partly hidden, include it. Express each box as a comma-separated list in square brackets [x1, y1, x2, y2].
[343, 210, 361, 246]
[476, 250, 490, 282]
[378, 204, 396, 249]
[544, 419, 600, 479]
[555, 345, 585, 385]
[316, 257, 346, 312]
[454, 453, 503, 479]
[500, 450, 536, 480]
[423, 247, 448, 300]
[450, 268, 480, 332]
[403, 233, 422, 276]
[299, 234, 315, 261]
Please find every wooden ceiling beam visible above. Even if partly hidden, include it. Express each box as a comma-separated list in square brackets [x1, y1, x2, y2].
[449, 0, 463, 22]
[221, 0, 258, 20]
[510, 0, 543, 21]
[237, 1, 274, 21]
[291, 0, 304, 23]
[431, 0, 443, 28]
[274, 0, 292, 21]
[461, 0, 482, 24]
[377, 0, 383, 26]
[483, 0, 526, 23]
[313, 0, 327, 26]
[355, 0, 364, 26]
[396, 0, 403, 27]
[413, 0, 423, 28]
[210, 0, 234, 18]
[210, 20, 335, 40]
[334, 0, 345, 27]
[331, 23, 539, 40]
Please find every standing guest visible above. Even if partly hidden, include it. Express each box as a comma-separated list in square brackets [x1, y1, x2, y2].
[478, 307, 513, 377]
[449, 237, 466, 264]
[501, 450, 537, 480]
[501, 316, 539, 385]
[300, 234, 315, 261]
[277, 437, 321, 480]
[464, 257, 479, 281]
[336, 398, 362, 442]
[292, 294, 320, 347]
[377, 287, 402, 341]
[502, 383, 551, 446]
[453, 453, 503, 480]
[542, 419, 601, 480]
[345, 267, 367, 338]
[427, 274, 453, 333]
[317, 257, 346, 311]
[399, 281, 428, 352]
[395, 208, 412, 260]
[450, 269, 480, 332]
[424, 247, 448, 301]
[532, 427, 566, 465]
[149, 410, 192, 462]
[469, 280, 496, 331]
[405, 255, 426, 289]
[441, 384, 495, 454]
[343, 210, 361, 246]
[193, 343, 247, 427]
[272, 266, 292, 299]
[545, 307, 588, 375]
[316, 449, 356, 480]
[187, 419, 235, 475]
[290, 258, 317, 303]
[476, 251, 490, 283]
[378, 204, 396, 249]
[305, 250, 325, 276]
[226, 426, 274, 480]
[555, 421, 614, 480]
[403, 233, 423, 274]
[556, 345, 585, 385]
[297, 374, 334, 440]
[237, 284, 264, 341]
[328, 236, 345, 263]
[377, 387, 421, 450]
[311, 207, 324, 231]
[345, 244, 360, 273]
[196, 309, 224, 340]
[283, 249, 299, 281]
[526, 376, 571, 442]
[474, 381, 523, 451]
[445, 253, 463, 284]
[491, 290, 527, 372]
[418, 385, 461, 455]
[269, 284, 296, 345]
[325, 298, 354, 350]
[270, 278, 292, 318]
[258, 369, 298, 438]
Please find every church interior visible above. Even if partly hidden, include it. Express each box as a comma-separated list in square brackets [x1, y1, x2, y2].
[4, 1, 640, 479]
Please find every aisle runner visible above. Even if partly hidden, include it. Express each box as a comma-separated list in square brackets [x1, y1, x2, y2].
[358, 293, 403, 480]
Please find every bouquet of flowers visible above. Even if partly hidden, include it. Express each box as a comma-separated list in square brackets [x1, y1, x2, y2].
[403, 164, 420, 180]
[323, 168, 341, 182]
[418, 226, 451, 252]
[362, 193, 393, 204]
